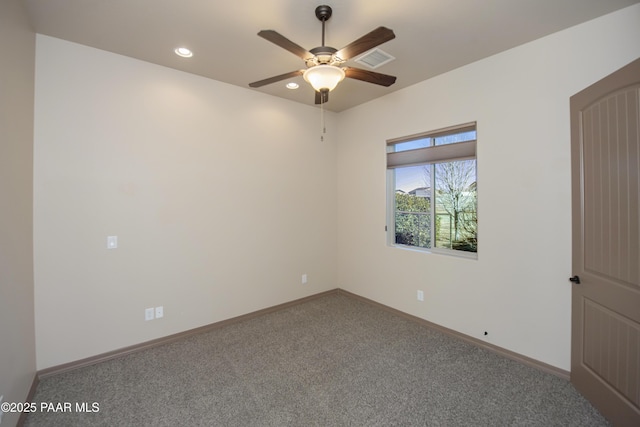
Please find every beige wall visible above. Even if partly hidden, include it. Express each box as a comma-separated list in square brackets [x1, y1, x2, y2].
[31, 4, 640, 373]
[0, 0, 37, 425]
[33, 36, 338, 369]
[336, 4, 640, 371]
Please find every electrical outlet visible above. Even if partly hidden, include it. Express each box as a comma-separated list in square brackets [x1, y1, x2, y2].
[145, 307, 154, 321]
[417, 290, 424, 301]
[155, 306, 163, 318]
[302, 274, 308, 284]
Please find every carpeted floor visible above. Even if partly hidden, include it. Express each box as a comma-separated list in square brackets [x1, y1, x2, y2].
[25, 292, 609, 426]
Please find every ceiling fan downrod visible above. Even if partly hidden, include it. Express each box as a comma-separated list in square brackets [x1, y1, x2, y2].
[315, 5, 332, 47]
[309, 5, 338, 66]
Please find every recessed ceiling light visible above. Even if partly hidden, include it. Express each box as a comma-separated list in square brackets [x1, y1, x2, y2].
[174, 47, 193, 58]
[286, 82, 299, 90]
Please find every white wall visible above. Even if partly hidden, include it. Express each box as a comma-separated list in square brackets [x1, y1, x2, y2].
[336, 4, 640, 370]
[33, 36, 338, 369]
[0, 0, 36, 425]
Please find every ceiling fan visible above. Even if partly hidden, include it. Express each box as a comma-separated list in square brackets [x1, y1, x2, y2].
[248, 4, 397, 104]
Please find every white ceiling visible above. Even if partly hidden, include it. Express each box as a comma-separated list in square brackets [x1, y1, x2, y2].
[24, 0, 639, 112]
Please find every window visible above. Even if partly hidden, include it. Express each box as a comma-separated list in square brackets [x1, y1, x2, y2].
[387, 123, 477, 256]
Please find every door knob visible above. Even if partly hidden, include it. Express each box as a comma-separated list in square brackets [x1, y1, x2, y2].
[569, 275, 581, 284]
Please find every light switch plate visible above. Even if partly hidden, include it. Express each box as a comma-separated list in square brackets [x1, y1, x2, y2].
[155, 306, 163, 318]
[145, 307, 154, 321]
[107, 236, 118, 249]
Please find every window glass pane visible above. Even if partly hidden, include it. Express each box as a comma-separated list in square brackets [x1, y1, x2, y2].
[393, 138, 431, 152]
[434, 160, 477, 252]
[394, 165, 431, 248]
[388, 123, 477, 257]
[434, 130, 476, 146]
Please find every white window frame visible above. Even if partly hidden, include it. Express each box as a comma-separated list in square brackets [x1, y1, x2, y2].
[386, 122, 478, 259]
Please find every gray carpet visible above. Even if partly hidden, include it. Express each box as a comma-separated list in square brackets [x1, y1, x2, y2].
[25, 292, 608, 426]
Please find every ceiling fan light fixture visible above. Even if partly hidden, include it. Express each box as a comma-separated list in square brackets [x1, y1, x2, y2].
[303, 65, 345, 92]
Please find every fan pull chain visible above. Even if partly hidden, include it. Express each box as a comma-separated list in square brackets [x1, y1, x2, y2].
[320, 94, 325, 142]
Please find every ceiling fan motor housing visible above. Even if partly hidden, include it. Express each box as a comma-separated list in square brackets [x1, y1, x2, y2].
[307, 46, 341, 67]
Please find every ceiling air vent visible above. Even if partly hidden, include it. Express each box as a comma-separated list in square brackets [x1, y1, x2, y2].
[354, 48, 395, 69]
